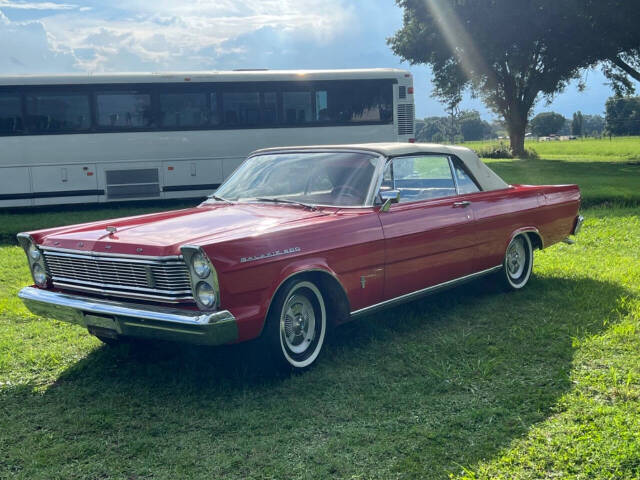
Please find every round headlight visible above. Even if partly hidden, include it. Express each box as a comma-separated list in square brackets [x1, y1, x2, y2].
[192, 252, 211, 278]
[196, 281, 215, 308]
[28, 243, 41, 261]
[32, 263, 47, 286]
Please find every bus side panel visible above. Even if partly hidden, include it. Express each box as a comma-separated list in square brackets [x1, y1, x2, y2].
[31, 163, 100, 206]
[0, 166, 32, 207]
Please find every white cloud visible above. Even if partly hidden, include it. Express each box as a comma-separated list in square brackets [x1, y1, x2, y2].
[1, 0, 355, 72]
[0, 1, 78, 10]
[0, 10, 77, 72]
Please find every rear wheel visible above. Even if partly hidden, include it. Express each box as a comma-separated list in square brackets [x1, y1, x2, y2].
[262, 278, 327, 371]
[500, 234, 533, 290]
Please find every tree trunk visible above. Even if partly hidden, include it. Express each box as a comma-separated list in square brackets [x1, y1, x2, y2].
[507, 121, 527, 157]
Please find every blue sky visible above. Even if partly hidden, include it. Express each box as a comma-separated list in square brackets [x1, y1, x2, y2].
[0, 0, 635, 120]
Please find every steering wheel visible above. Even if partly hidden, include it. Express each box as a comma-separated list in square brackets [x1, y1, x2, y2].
[334, 185, 362, 200]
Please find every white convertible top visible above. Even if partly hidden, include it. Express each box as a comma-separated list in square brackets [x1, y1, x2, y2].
[253, 142, 510, 192]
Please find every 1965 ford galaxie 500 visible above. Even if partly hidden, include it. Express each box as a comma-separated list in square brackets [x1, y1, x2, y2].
[18, 143, 583, 370]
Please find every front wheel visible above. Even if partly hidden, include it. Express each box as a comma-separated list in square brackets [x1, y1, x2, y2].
[499, 234, 534, 290]
[262, 278, 327, 371]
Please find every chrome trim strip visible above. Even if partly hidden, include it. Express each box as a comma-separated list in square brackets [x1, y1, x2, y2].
[448, 156, 461, 195]
[18, 287, 237, 345]
[52, 277, 192, 295]
[40, 246, 182, 261]
[52, 282, 193, 303]
[43, 249, 184, 266]
[350, 265, 502, 318]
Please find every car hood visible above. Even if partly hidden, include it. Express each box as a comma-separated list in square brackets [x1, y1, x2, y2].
[38, 203, 330, 257]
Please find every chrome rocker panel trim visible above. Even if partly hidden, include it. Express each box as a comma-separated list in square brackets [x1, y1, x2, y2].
[350, 265, 502, 318]
[18, 286, 237, 346]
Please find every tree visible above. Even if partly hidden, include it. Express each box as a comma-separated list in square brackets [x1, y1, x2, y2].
[415, 116, 452, 142]
[458, 110, 492, 141]
[389, 0, 640, 156]
[571, 111, 584, 137]
[605, 97, 640, 136]
[582, 114, 605, 137]
[530, 112, 566, 137]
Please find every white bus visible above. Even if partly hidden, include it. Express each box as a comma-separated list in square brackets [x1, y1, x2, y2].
[0, 69, 415, 207]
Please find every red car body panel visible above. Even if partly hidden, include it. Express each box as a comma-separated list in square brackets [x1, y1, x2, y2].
[26, 182, 581, 344]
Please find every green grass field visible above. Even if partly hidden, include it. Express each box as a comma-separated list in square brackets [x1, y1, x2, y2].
[464, 136, 640, 162]
[1, 138, 639, 478]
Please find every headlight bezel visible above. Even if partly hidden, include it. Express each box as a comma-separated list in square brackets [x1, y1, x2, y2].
[180, 245, 219, 311]
[17, 233, 50, 287]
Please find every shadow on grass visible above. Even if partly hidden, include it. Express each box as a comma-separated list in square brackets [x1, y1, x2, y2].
[0, 275, 630, 479]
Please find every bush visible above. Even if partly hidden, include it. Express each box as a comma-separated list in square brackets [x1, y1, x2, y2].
[473, 143, 513, 158]
[473, 143, 539, 159]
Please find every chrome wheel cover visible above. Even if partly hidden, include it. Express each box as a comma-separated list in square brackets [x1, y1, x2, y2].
[278, 281, 326, 368]
[506, 237, 527, 279]
[281, 293, 316, 354]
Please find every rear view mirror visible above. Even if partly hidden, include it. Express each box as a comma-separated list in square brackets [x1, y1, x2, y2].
[379, 189, 400, 212]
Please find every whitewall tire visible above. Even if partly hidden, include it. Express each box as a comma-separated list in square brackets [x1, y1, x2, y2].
[263, 278, 327, 371]
[501, 234, 534, 290]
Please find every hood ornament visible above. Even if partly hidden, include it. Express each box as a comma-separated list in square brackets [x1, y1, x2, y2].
[106, 226, 117, 235]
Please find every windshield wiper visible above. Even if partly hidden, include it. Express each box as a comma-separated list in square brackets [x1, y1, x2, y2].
[254, 197, 317, 211]
[207, 194, 233, 204]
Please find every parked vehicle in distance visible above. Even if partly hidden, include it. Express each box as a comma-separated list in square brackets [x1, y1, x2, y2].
[0, 68, 414, 208]
[18, 143, 583, 370]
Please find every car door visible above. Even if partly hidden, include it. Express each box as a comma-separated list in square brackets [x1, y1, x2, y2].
[377, 155, 477, 300]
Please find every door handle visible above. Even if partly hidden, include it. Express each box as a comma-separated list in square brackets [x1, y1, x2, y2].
[453, 201, 471, 208]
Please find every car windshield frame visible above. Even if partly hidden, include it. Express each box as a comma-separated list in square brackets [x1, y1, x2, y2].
[205, 149, 387, 208]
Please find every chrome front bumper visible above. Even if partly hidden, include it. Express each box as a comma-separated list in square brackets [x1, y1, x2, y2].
[18, 287, 238, 346]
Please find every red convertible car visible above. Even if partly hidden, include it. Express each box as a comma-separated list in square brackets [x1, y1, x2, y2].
[18, 143, 583, 370]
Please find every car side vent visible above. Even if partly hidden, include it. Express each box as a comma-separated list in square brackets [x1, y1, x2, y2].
[398, 86, 406, 99]
[397, 103, 414, 136]
[106, 168, 160, 199]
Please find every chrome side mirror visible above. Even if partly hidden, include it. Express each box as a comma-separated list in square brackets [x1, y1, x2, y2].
[379, 189, 400, 212]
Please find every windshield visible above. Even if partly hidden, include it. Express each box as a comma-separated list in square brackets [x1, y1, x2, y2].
[211, 151, 380, 207]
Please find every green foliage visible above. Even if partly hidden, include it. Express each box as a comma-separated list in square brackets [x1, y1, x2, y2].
[459, 110, 492, 141]
[473, 142, 513, 159]
[389, 0, 640, 155]
[605, 96, 640, 136]
[530, 112, 567, 137]
[571, 111, 584, 137]
[416, 110, 492, 143]
[582, 114, 605, 137]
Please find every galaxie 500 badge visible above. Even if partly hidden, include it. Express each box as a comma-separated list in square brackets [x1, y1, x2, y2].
[241, 247, 301, 263]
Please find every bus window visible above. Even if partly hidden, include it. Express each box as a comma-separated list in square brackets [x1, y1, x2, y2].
[210, 93, 221, 126]
[96, 91, 153, 128]
[0, 94, 23, 134]
[262, 92, 278, 125]
[222, 91, 260, 126]
[315, 90, 328, 121]
[25, 93, 90, 132]
[159, 92, 209, 128]
[284, 91, 312, 124]
[315, 81, 393, 124]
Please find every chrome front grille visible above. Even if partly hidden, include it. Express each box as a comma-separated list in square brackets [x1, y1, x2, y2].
[42, 248, 192, 302]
